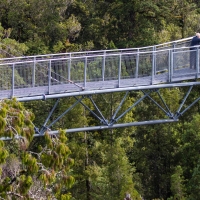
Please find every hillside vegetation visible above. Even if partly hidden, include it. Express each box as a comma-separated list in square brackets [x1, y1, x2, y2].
[1, 0, 200, 199]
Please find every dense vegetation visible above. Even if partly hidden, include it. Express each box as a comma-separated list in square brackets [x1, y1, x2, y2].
[1, 0, 200, 199]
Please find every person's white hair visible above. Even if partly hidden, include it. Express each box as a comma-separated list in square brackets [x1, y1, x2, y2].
[126, 193, 131, 198]
[196, 32, 200, 38]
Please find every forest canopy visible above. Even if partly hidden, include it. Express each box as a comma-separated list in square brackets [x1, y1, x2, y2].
[1, 0, 200, 200]
[0, 0, 200, 56]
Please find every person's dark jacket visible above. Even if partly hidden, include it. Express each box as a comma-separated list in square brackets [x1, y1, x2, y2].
[190, 36, 200, 49]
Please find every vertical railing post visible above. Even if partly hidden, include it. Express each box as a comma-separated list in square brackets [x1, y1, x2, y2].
[68, 53, 71, 83]
[48, 60, 51, 94]
[32, 57, 36, 87]
[170, 49, 174, 82]
[154, 46, 157, 75]
[173, 42, 176, 49]
[151, 47, 156, 84]
[118, 54, 122, 87]
[170, 42, 176, 82]
[135, 49, 139, 78]
[102, 51, 106, 81]
[84, 56, 87, 88]
[196, 48, 199, 78]
[12, 63, 15, 98]
[168, 49, 171, 82]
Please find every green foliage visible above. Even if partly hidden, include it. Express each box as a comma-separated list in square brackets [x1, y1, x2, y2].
[170, 165, 186, 199]
[62, 93, 140, 199]
[1, 0, 200, 199]
[0, 23, 28, 57]
[188, 158, 200, 199]
[69, 131, 141, 200]
[34, 131, 75, 199]
[22, 152, 39, 174]
[177, 113, 200, 199]
[0, 99, 75, 199]
[103, 138, 141, 200]
[0, 99, 35, 141]
[0, 141, 8, 164]
[130, 88, 183, 199]
[19, 175, 33, 194]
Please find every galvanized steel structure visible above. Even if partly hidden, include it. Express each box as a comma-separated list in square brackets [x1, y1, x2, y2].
[1, 36, 200, 136]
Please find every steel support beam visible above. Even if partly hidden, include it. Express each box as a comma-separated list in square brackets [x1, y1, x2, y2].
[40, 119, 179, 135]
[27, 84, 200, 137]
[16, 81, 200, 102]
[1, 83, 200, 140]
[0, 119, 178, 140]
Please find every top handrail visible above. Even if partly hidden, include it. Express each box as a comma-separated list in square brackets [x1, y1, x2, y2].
[154, 36, 193, 47]
[0, 36, 193, 62]
[0, 43, 198, 66]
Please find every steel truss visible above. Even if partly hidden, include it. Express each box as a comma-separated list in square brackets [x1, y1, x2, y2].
[1, 83, 200, 141]
[32, 84, 200, 136]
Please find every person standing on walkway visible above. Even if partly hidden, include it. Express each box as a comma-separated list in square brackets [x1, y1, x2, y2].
[190, 32, 200, 69]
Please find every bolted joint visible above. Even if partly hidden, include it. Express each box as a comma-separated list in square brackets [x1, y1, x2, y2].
[100, 119, 108, 125]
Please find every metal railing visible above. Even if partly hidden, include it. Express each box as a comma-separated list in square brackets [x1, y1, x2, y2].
[0, 36, 199, 100]
[0, 36, 193, 63]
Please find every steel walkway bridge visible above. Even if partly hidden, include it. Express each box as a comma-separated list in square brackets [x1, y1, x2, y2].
[1, 36, 200, 136]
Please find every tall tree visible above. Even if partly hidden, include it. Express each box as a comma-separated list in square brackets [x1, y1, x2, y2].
[0, 99, 75, 199]
[130, 88, 182, 199]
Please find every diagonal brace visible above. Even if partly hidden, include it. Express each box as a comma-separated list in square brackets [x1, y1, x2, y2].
[39, 96, 85, 134]
[142, 89, 173, 118]
[88, 96, 109, 125]
[174, 86, 193, 119]
[178, 96, 200, 117]
[110, 90, 154, 125]
[74, 96, 105, 123]
[43, 99, 60, 127]
[110, 91, 129, 123]
[39, 98, 60, 134]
